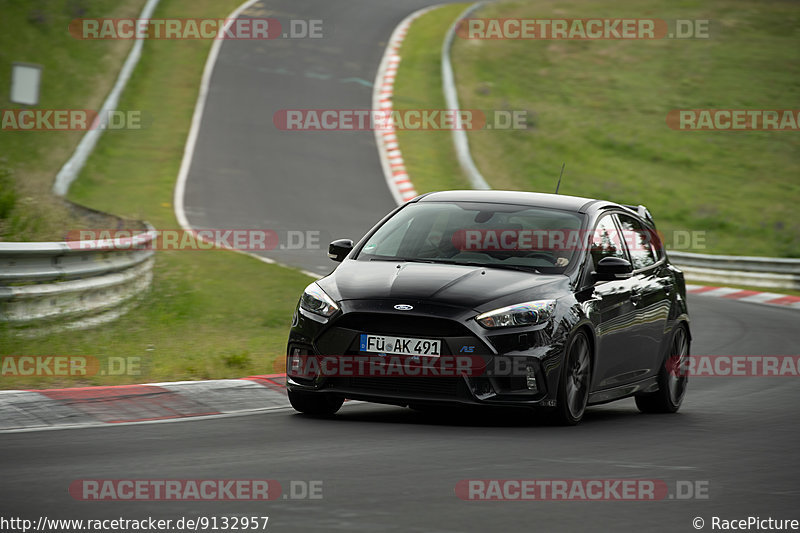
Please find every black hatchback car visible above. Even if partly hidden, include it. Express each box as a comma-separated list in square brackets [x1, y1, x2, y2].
[286, 190, 690, 424]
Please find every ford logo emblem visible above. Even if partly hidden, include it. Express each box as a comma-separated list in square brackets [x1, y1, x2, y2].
[394, 304, 414, 311]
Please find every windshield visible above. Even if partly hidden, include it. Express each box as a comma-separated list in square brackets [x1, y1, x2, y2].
[356, 201, 584, 274]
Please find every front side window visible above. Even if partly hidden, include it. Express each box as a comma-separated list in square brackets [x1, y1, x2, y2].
[357, 201, 584, 274]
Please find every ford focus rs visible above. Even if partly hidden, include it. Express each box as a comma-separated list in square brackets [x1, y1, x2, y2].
[286, 190, 690, 424]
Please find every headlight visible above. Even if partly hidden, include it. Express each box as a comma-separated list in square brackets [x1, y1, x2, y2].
[475, 300, 556, 329]
[300, 282, 339, 317]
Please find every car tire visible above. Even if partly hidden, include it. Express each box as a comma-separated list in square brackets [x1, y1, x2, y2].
[288, 390, 344, 416]
[549, 330, 592, 426]
[635, 323, 690, 414]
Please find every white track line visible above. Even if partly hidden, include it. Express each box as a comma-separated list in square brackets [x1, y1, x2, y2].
[0, 406, 295, 434]
[174, 0, 260, 231]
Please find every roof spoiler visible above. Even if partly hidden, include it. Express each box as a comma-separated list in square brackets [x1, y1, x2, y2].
[621, 204, 655, 225]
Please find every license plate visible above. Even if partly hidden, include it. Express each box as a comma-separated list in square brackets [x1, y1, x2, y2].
[360, 334, 441, 356]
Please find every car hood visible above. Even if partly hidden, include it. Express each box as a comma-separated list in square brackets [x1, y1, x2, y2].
[318, 259, 569, 311]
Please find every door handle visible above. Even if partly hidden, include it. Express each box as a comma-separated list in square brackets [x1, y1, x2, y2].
[630, 290, 643, 306]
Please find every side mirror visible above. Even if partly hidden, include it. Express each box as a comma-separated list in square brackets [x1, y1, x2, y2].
[328, 239, 354, 262]
[593, 256, 633, 281]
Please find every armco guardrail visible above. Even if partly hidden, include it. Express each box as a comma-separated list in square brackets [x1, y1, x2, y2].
[668, 251, 800, 290]
[52, 0, 162, 196]
[441, 2, 490, 191]
[0, 226, 156, 335]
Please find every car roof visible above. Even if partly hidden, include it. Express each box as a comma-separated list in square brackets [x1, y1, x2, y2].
[415, 190, 612, 214]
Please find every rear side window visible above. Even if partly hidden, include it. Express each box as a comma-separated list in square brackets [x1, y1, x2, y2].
[617, 214, 658, 270]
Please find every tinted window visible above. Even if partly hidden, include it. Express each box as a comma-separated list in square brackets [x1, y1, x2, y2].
[357, 201, 584, 274]
[617, 214, 658, 270]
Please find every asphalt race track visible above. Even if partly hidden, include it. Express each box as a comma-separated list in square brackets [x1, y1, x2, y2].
[2, 295, 799, 531]
[3, 1, 798, 532]
[182, 0, 448, 275]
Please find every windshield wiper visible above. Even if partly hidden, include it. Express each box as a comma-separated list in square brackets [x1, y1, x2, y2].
[422, 258, 541, 273]
[368, 256, 436, 264]
[366, 256, 542, 273]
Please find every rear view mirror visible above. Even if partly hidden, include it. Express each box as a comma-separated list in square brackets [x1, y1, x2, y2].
[328, 239, 354, 262]
[593, 256, 633, 281]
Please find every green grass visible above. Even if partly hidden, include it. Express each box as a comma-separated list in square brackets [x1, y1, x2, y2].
[392, 4, 471, 194]
[0, 0, 147, 241]
[1, 250, 307, 389]
[1, 0, 312, 389]
[395, 0, 800, 258]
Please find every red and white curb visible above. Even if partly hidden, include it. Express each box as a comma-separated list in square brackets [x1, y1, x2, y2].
[373, 6, 442, 205]
[687, 285, 800, 310]
[0, 374, 288, 433]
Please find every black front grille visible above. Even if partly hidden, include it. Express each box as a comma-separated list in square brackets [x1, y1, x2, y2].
[333, 313, 471, 337]
[336, 377, 461, 397]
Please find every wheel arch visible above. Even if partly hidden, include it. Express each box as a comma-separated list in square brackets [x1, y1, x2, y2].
[576, 322, 597, 360]
[572, 321, 598, 388]
[674, 315, 692, 344]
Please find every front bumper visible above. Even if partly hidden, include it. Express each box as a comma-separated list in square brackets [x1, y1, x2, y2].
[286, 299, 568, 409]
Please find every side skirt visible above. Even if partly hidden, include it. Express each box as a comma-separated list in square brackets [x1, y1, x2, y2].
[588, 376, 659, 406]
